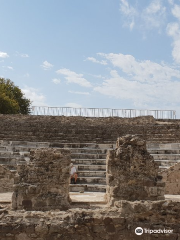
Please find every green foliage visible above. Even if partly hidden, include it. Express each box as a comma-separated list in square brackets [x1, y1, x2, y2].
[0, 78, 31, 114]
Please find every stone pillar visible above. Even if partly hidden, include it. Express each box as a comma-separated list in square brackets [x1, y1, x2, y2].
[106, 135, 165, 206]
[12, 148, 71, 211]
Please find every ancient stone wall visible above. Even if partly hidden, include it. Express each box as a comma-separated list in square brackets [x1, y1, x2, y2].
[12, 148, 71, 211]
[0, 200, 179, 239]
[106, 135, 165, 205]
[0, 114, 180, 143]
[162, 162, 180, 194]
[0, 165, 14, 192]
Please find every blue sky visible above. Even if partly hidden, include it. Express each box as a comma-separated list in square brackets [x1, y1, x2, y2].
[1, 0, 180, 117]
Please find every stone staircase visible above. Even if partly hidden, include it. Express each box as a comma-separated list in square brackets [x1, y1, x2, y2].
[1, 140, 180, 192]
[147, 143, 180, 171]
[67, 143, 113, 193]
[0, 141, 115, 193]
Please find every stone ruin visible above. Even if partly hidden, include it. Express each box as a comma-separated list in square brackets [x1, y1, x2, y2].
[12, 148, 71, 211]
[0, 165, 14, 193]
[162, 162, 180, 195]
[1, 134, 180, 239]
[106, 135, 165, 205]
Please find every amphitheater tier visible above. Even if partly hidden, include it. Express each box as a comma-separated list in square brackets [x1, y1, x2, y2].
[0, 115, 180, 143]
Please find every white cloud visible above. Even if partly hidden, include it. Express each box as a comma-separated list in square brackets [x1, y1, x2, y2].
[168, 0, 174, 5]
[52, 78, 61, 84]
[56, 68, 92, 87]
[167, 22, 180, 63]
[2, 66, 13, 70]
[119, 0, 166, 31]
[24, 73, 30, 77]
[22, 87, 46, 106]
[7, 66, 13, 70]
[94, 52, 180, 109]
[68, 90, 90, 95]
[21, 53, 29, 58]
[172, 4, 180, 21]
[142, 0, 166, 29]
[119, 0, 137, 30]
[98, 52, 180, 82]
[65, 102, 82, 108]
[0, 52, 9, 58]
[41, 61, 53, 70]
[15, 51, 29, 58]
[86, 57, 107, 65]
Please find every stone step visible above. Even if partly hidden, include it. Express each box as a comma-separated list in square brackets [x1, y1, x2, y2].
[65, 148, 109, 154]
[75, 165, 106, 171]
[0, 141, 115, 149]
[72, 159, 106, 165]
[147, 143, 180, 149]
[148, 149, 180, 154]
[77, 177, 106, 184]
[77, 171, 106, 177]
[151, 154, 180, 160]
[70, 184, 106, 192]
[0, 151, 30, 157]
[50, 143, 115, 149]
[154, 160, 180, 167]
[154, 159, 180, 163]
[0, 156, 29, 161]
[71, 153, 107, 159]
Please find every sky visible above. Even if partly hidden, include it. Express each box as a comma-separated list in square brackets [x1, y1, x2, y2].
[1, 0, 180, 117]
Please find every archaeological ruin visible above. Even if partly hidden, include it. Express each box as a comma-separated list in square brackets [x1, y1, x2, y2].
[12, 148, 71, 211]
[0, 113, 180, 239]
[106, 135, 165, 205]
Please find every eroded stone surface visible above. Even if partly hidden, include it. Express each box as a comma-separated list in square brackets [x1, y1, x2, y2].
[0, 165, 14, 193]
[12, 148, 71, 211]
[106, 135, 165, 205]
[0, 200, 180, 240]
[162, 162, 180, 194]
[0, 114, 180, 144]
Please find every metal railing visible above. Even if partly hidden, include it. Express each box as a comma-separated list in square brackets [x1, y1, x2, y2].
[30, 106, 176, 119]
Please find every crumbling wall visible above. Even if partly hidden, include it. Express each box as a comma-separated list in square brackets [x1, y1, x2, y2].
[162, 162, 180, 194]
[0, 200, 180, 239]
[106, 135, 165, 205]
[0, 165, 14, 192]
[12, 148, 71, 211]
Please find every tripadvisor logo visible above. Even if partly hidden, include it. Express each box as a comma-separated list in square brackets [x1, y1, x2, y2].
[135, 227, 173, 235]
[135, 227, 143, 235]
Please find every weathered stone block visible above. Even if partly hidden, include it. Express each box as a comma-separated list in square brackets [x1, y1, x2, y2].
[106, 135, 165, 205]
[12, 148, 71, 211]
[162, 162, 180, 195]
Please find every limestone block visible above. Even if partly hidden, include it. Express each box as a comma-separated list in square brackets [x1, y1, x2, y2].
[106, 135, 164, 205]
[162, 162, 180, 194]
[12, 148, 71, 211]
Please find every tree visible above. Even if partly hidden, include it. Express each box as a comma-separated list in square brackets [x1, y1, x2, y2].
[0, 78, 31, 114]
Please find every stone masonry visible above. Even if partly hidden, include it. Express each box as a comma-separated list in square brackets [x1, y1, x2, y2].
[0, 165, 14, 192]
[0, 200, 180, 240]
[162, 162, 180, 194]
[0, 114, 180, 143]
[106, 135, 165, 205]
[12, 148, 71, 211]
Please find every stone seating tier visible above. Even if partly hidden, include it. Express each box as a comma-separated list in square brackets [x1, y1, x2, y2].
[0, 115, 180, 143]
[0, 141, 110, 192]
[1, 140, 180, 192]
